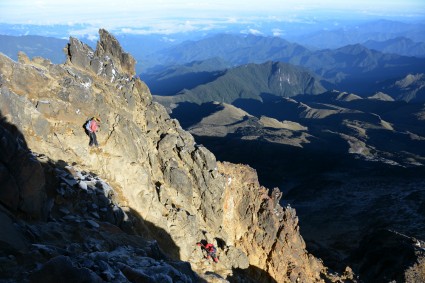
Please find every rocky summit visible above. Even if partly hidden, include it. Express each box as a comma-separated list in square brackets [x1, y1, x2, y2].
[0, 29, 356, 282]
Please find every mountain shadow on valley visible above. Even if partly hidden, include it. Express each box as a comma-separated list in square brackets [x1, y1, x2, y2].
[171, 102, 226, 128]
[191, 133, 350, 189]
[349, 229, 421, 283]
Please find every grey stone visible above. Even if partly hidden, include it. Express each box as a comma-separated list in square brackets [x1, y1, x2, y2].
[192, 146, 217, 171]
[164, 167, 193, 202]
[67, 37, 94, 70]
[29, 255, 104, 283]
[91, 212, 100, 219]
[119, 263, 155, 283]
[59, 207, 70, 215]
[87, 220, 100, 228]
[0, 210, 28, 254]
[61, 177, 78, 187]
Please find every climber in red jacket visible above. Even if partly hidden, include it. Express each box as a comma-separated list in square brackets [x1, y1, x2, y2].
[197, 241, 219, 263]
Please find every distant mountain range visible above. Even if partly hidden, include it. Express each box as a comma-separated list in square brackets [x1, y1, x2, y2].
[143, 33, 425, 98]
[143, 34, 311, 70]
[2, 19, 424, 83]
[286, 19, 425, 49]
[2, 31, 422, 102]
[299, 44, 425, 96]
[363, 37, 425, 58]
[3, 32, 421, 100]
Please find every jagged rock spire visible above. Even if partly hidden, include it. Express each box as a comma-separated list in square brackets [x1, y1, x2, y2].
[66, 29, 136, 78]
[96, 29, 136, 77]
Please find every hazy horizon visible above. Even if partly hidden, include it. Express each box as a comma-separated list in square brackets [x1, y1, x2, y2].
[1, 0, 424, 39]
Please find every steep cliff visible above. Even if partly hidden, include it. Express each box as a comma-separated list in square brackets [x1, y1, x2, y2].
[0, 29, 345, 282]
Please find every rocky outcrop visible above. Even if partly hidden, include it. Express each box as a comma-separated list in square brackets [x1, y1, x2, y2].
[0, 135, 201, 282]
[67, 29, 136, 80]
[218, 162, 329, 282]
[0, 29, 345, 282]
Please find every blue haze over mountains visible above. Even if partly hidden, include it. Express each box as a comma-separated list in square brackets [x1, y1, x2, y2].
[1, 18, 425, 68]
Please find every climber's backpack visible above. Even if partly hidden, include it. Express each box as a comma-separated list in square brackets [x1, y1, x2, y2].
[84, 118, 93, 131]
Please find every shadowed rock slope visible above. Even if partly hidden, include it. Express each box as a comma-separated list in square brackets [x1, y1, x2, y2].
[0, 29, 348, 282]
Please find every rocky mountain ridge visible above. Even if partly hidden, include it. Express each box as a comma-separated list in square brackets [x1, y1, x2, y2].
[0, 29, 344, 282]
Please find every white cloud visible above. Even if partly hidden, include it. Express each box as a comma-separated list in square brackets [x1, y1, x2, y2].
[0, 0, 423, 35]
[68, 26, 100, 41]
[161, 37, 176, 43]
[241, 29, 263, 36]
[272, 28, 284, 36]
[227, 17, 238, 23]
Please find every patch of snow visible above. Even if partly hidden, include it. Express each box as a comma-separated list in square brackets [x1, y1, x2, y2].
[81, 81, 91, 89]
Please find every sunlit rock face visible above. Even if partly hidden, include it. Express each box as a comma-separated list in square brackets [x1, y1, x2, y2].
[0, 29, 342, 282]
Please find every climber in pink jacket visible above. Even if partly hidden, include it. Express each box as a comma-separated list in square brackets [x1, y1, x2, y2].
[84, 117, 100, 147]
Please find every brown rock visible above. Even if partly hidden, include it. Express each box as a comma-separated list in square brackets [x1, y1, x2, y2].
[218, 162, 328, 282]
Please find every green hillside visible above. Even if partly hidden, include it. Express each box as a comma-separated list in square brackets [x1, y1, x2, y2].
[157, 61, 326, 105]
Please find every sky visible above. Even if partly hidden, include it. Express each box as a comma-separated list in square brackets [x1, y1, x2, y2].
[1, 0, 424, 35]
